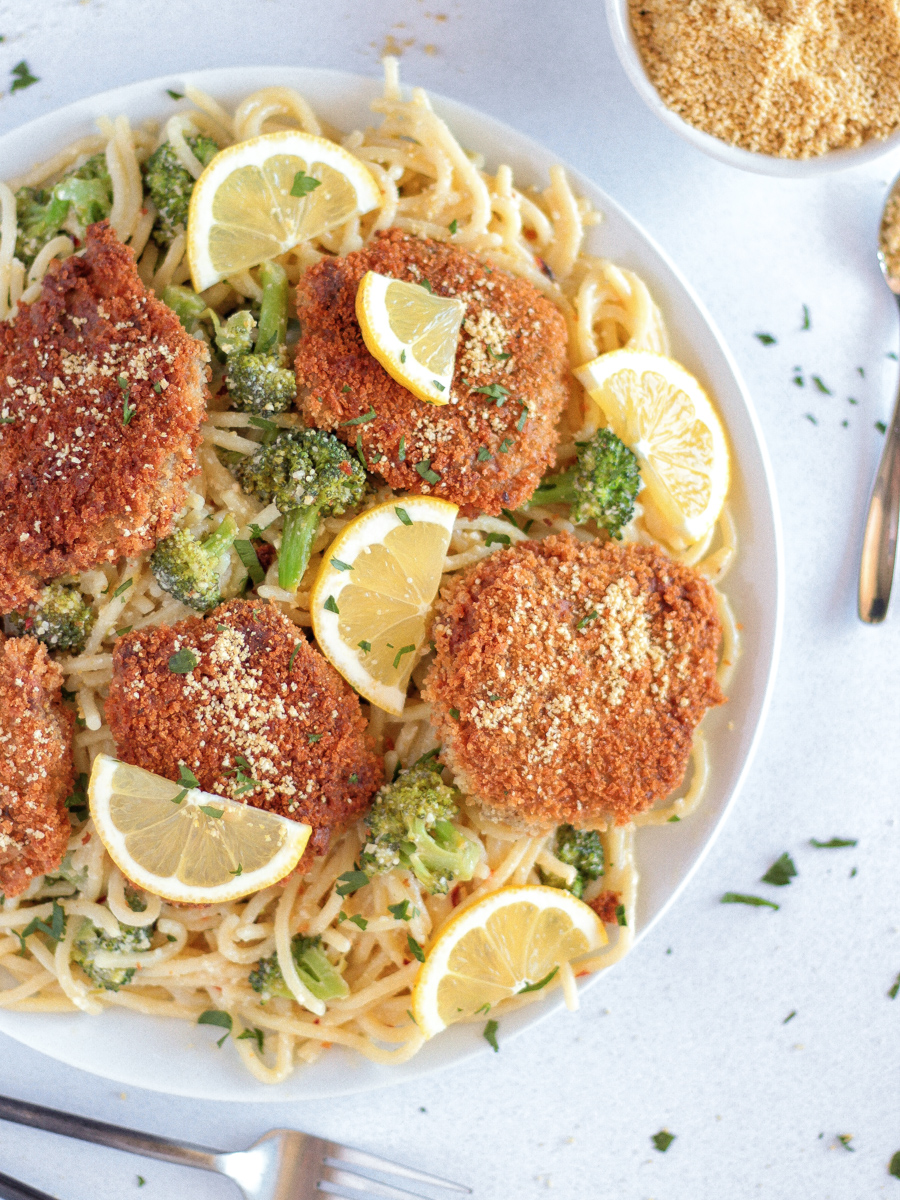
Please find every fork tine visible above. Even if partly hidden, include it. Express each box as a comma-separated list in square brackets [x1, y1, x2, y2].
[319, 1165, 432, 1200]
[324, 1145, 471, 1194]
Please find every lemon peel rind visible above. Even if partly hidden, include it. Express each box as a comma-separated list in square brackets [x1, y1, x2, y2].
[89, 755, 311, 904]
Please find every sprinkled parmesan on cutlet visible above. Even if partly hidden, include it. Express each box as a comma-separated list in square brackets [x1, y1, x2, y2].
[106, 599, 382, 861]
[0, 634, 74, 899]
[424, 533, 725, 828]
[294, 228, 571, 515]
[0, 222, 209, 612]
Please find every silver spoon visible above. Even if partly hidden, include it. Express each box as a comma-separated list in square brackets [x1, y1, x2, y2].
[859, 173, 900, 623]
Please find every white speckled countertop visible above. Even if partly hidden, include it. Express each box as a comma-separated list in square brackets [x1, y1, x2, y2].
[0, 2, 894, 1197]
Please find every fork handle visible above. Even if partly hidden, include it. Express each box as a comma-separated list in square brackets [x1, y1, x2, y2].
[0, 1171, 59, 1200]
[859, 371, 900, 622]
[0, 1094, 220, 1173]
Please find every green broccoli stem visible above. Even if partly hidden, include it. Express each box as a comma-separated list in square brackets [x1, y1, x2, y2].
[531, 473, 575, 506]
[255, 261, 289, 355]
[278, 504, 321, 591]
[201, 513, 238, 558]
[163, 285, 207, 332]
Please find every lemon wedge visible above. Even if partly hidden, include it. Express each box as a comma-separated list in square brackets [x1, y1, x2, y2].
[187, 130, 381, 291]
[88, 754, 311, 904]
[310, 496, 458, 715]
[355, 270, 465, 405]
[411, 885, 606, 1038]
[574, 349, 729, 549]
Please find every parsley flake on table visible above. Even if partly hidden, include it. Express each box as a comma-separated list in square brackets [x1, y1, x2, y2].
[810, 837, 857, 848]
[10, 60, 39, 92]
[721, 892, 779, 910]
[836, 1134, 855, 1152]
[811, 375, 832, 394]
[801, 304, 811, 330]
[761, 852, 797, 886]
[483, 1018, 500, 1051]
[876, 420, 887, 434]
[890, 1151, 900, 1179]
[805, 414, 818, 425]
[783, 1010, 797, 1024]
[888, 973, 900, 1000]
[652, 1130, 675, 1152]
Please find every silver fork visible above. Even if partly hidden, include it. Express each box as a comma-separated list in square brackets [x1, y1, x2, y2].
[0, 1094, 471, 1200]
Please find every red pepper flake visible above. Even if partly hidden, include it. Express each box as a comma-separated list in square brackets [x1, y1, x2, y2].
[339, 461, 353, 475]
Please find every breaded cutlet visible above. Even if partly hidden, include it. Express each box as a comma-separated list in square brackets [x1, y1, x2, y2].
[294, 229, 572, 515]
[424, 533, 725, 828]
[106, 599, 383, 861]
[0, 222, 209, 612]
[0, 634, 75, 898]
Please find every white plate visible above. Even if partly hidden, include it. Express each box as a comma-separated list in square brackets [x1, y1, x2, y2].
[0, 66, 783, 1100]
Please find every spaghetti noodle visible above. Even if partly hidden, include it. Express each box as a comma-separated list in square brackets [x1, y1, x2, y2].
[0, 62, 738, 1083]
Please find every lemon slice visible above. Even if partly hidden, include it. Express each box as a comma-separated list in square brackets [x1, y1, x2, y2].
[310, 496, 458, 715]
[88, 754, 311, 904]
[355, 271, 465, 405]
[187, 131, 381, 290]
[574, 349, 730, 548]
[411, 885, 606, 1038]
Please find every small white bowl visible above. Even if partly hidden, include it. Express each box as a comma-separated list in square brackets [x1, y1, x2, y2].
[606, 0, 900, 176]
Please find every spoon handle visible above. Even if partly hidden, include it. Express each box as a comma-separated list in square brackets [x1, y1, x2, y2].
[859, 372, 900, 622]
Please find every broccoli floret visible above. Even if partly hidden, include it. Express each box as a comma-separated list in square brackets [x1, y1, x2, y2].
[539, 825, 604, 900]
[532, 428, 641, 538]
[225, 261, 296, 415]
[7, 582, 96, 653]
[236, 427, 365, 591]
[150, 513, 238, 611]
[360, 764, 481, 895]
[143, 134, 219, 246]
[15, 152, 113, 267]
[249, 934, 349, 1002]
[72, 919, 153, 992]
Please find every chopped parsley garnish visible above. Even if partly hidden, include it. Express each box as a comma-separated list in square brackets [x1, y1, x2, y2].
[153, 381, 163, 393]
[477, 446, 492, 462]
[230, 864, 243, 876]
[836, 1135, 854, 1152]
[336, 868, 369, 897]
[113, 577, 133, 599]
[171, 763, 200, 804]
[498, 438, 513, 453]
[488, 346, 512, 361]
[236, 1026, 265, 1052]
[755, 333, 777, 345]
[230, 755, 261, 796]
[290, 170, 321, 198]
[0, 415, 15, 424]
[792, 371, 804, 387]
[234, 539, 265, 585]
[651, 1130, 675, 1153]
[876, 420, 887, 434]
[721, 892, 779, 910]
[288, 644, 301, 671]
[400, 349, 406, 364]
[577, 610, 599, 630]
[449, 707, 460, 721]
[433, 380, 445, 392]
[420, 279, 433, 293]
[518, 966, 558, 994]
[393, 644, 415, 669]
[761, 852, 797, 886]
[889, 973, 900, 1000]
[65, 772, 89, 821]
[358, 640, 371, 653]
[330, 558, 353, 572]
[473, 382, 510, 404]
[166, 89, 184, 100]
[485, 532, 510, 547]
[198, 1009, 232, 1047]
[10, 60, 39, 92]
[398, 434, 406, 462]
[801, 304, 811, 330]
[395, 506, 412, 525]
[341, 407, 377, 426]
[415, 459, 441, 484]
[810, 837, 857, 848]
[890, 1151, 900, 1179]
[783, 1010, 797, 1024]
[356, 431, 367, 468]
[115, 626, 133, 637]
[308, 733, 323, 744]
[137, 1176, 146, 1187]
[349, 772, 358, 783]
[18, 900, 66, 949]
[199, 805, 224, 819]
[248, 414, 278, 437]
[501, 508, 521, 530]
[388, 900, 415, 921]
[615, 904, 627, 926]
[324, 595, 340, 614]
[118, 376, 136, 425]
[668, 814, 681, 822]
[168, 648, 197, 674]
[448, 219, 458, 235]
[517, 404, 529, 432]
[811, 375, 831, 394]
[416, 747, 441, 768]
[407, 934, 425, 962]
[483, 1018, 500, 1052]
[343, 913, 368, 930]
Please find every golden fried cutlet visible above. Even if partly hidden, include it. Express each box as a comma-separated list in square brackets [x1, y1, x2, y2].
[106, 599, 382, 860]
[424, 533, 725, 827]
[294, 229, 572, 515]
[0, 222, 209, 612]
[0, 634, 75, 898]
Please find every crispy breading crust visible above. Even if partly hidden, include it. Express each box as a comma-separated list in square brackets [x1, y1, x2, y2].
[0, 222, 209, 612]
[294, 229, 572, 515]
[424, 533, 725, 828]
[0, 634, 75, 898]
[106, 599, 382, 860]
